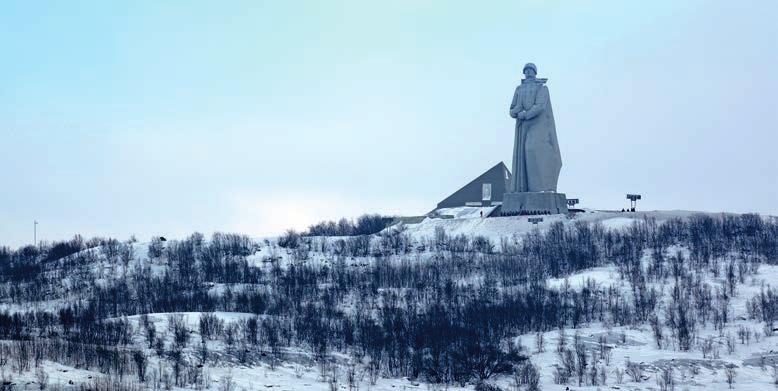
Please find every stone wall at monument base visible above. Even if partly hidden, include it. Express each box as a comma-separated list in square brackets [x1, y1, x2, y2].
[501, 192, 568, 215]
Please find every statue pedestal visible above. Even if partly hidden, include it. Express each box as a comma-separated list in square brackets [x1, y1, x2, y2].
[502, 192, 568, 215]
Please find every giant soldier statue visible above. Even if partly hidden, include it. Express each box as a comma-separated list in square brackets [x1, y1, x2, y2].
[502, 63, 568, 214]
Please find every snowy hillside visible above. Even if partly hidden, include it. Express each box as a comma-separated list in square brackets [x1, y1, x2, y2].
[0, 210, 777, 390]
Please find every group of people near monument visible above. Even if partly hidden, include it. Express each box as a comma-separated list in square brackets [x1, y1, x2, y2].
[500, 209, 553, 217]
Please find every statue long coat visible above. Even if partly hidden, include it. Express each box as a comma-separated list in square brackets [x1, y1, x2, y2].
[509, 78, 562, 192]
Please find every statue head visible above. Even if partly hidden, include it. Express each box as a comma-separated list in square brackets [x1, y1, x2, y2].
[523, 63, 537, 78]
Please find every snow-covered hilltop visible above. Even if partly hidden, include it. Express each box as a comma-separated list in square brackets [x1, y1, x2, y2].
[402, 208, 711, 243]
[0, 209, 777, 390]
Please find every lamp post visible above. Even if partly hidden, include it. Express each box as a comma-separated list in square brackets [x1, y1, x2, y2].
[626, 194, 642, 211]
[34, 220, 38, 247]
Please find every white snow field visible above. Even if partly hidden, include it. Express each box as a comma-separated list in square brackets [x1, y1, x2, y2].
[402, 208, 705, 244]
[2, 209, 777, 390]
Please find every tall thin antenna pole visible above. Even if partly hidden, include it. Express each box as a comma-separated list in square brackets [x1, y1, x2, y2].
[34, 220, 38, 246]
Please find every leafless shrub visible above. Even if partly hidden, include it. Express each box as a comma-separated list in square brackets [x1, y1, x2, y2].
[725, 366, 737, 389]
[218, 374, 235, 391]
[35, 367, 48, 390]
[293, 364, 305, 379]
[513, 361, 540, 391]
[614, 367, 624, 384]
[656, 367, 675, 391]
[701, 337, 714, 358]
[625, 359, 643, 382]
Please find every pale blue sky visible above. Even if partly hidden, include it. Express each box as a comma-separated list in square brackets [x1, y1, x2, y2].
[2, 1, 777, 247]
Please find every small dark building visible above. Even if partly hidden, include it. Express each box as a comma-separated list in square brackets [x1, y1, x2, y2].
[435, 162, 511, 210]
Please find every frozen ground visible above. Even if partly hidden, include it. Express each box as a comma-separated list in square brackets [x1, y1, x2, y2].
[507, 264, 778, 390]
[2, 209, 776, 390]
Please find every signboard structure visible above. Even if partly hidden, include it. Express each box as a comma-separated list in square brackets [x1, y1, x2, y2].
[626, 194, 642, 211]
[528, 217, 544, 225]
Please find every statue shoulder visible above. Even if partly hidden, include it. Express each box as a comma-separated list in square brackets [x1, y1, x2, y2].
[520, 78, 548, 83]
[518, 78, 548, 88]
[538, 83, 551, 98]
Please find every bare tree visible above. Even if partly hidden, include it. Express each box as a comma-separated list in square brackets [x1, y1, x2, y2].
[133, 350, 148, 382]
[556, 327, 567, 355]
[535, 332, 545, 353]
[574, 333, 587, 386]
[120, 243, 134, 275]
[168, 314, 189, 350]
[726, 333, 736, 354]
[725, 366, 737, 389]
[701, 337, 714, 359]
[14, 340, 29, 374]
[650, 314, 664, 349]
[219, 373, 235, 391]
[346, 362, 359, 391]
[366, 356, 380, 385]
[35, 367, 48, 390]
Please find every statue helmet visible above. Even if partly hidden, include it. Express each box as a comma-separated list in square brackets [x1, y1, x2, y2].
[523, 62, 537, 75]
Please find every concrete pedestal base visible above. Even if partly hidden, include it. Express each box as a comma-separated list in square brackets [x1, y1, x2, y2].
[502, 192, 568, 215]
